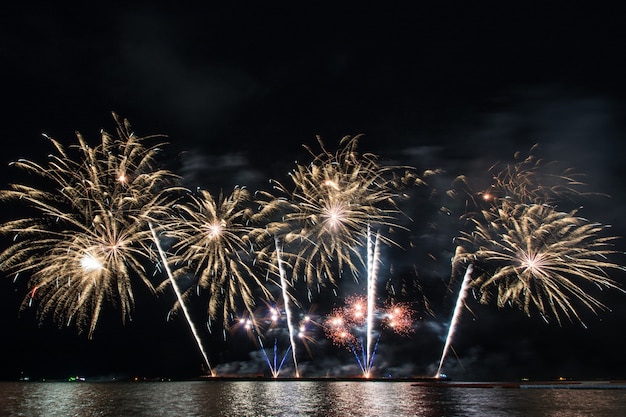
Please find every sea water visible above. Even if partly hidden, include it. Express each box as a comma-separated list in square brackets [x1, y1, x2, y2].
[2, 380, 626, 417]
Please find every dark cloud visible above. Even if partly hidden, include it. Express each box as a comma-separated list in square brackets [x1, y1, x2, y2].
[111, 11, 261, 136]
[178, 151, 266, 191]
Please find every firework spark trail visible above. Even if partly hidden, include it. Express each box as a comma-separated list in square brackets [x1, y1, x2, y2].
[365, 226, 380, 377]
[368, 333, 382, 373]
[351, 340, 367, 375]
[483, 144, 590, 207]
[271, 338, 292, 377]
[436, 263, 473, 378]
[149, 222, 214, 376]
[254, 334, 276, 376]
[254, 333, 291, 378]
[235, 313, 294, 378]
[245, 198, 303, 377]
[274, 236, 300, 377]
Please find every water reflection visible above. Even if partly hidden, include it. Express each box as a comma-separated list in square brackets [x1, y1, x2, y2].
[2, 381, 626, 417]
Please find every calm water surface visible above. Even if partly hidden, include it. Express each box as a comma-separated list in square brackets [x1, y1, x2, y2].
[2, 380, 626, 417]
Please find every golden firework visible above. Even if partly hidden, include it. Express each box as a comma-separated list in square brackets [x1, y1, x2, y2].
[0, 113, 178, 338]
[253, 135, 419, 288]
[456, 203, 624, 325]
[160, 186, 272, 327]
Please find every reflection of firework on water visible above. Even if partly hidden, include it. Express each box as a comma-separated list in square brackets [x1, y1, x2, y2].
[0, 114, 178, 338]
[323, 294, 415, 377]
[456, 204, 624, 325]
[160, 186, 272, 328]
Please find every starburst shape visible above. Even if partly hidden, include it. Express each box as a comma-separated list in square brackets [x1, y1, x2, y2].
[457, 203, 625, 325]
[160, 186, 272, 327]
[0, 113, 178, 337]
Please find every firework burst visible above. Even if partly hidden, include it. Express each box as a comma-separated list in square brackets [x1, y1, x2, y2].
[260, 135, 420, 287]
[159, 186, 273, 328]
[381, 300, 415, 336]
[0, 113, 178, 338]
[456, 203, 624, 325]
[323, 296, 365, 349]
[449, 146, 624, 325]
[323, 294, 415, 377]
[486, 144, 590, 205]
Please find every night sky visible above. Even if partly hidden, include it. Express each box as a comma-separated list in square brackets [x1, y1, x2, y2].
[1, 3, 626, 382]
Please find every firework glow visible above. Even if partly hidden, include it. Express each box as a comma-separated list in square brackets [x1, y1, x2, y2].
[436, 263, 473, 378]
[149, 221, 214, 376]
